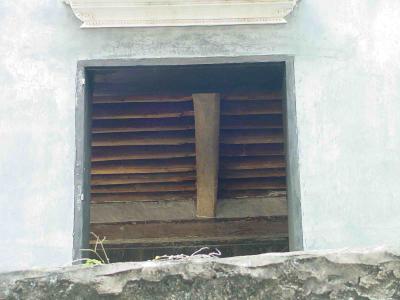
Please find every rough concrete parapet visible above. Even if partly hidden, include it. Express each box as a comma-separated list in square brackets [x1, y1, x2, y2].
[1, 248, 400, 299]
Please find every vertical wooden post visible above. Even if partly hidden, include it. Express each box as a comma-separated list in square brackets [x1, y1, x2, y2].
[193, 93, 220, 218]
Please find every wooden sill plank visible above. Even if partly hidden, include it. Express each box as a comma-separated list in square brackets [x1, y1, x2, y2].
[90, 217, 288, 245]
[90, 197, 287, 223]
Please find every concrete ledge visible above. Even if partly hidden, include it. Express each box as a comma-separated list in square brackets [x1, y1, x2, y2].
[1, 248, 400, 299]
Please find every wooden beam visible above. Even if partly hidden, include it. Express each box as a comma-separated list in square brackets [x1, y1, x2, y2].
[193, 93, 220, 218]
[90, 217, 288, 245]
[90, 197, 287, 223]
[91, 181, 196, 194]
[91, 157, 196, 175]
[91, 172, 196, 185]
[91, 145, 195, 162]
[91, 191, 196, 203]
[92, 131, 194, 147]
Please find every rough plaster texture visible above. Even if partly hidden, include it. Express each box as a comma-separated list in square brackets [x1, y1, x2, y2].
[2, 248, 400, 299]
[0, 0, 400, 271]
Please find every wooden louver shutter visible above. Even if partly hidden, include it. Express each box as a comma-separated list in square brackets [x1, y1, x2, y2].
[218, 93, 287, 199]
[90, 95, 197, 203]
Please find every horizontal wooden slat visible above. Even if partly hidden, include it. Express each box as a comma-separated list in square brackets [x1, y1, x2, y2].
[90, 200, 196, 223]
[216, 197, 287, 218]
[221, 100, 282, 116]
[219, 190, 287, 199]
[90, 197, 287, 223]
[220, 144, 284, 157]
[219, 168, 286, 179]
[91, 145, 195, 162]
[223, 91, 282, 101]
[92, 117, 194, 133]
[91, 191, 196, 203]
[92, 131, 195, 147]
[91, 157, 196, 175]
[220, 156, 286, 170]
[91, 181, 196, 194]
[90, 217, 288, 244]
[91, 172, 196, 185]
[221, 115, 283, 129]
[92, 101, 194, 119]
[220, 129, 284, 144]
[220, 178, 286, 191]
[92, 94, 192, 104]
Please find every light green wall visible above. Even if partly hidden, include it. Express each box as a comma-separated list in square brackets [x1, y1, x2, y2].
[0, 0, 400, 271]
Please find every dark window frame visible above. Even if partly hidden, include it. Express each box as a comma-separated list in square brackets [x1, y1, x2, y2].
[73, 56, 303, 262]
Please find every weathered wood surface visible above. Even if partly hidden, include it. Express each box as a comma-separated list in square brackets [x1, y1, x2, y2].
[220, 156, 286, 170]
[91, 200, 196, 223]
[220, 178, 286, 191]
[92, 94, 192, 104]
[219, 168, 286, 179]
[92, 131, 195, 146]
[219, 190, 286, 199]
[91, 145, 195, 162]
[90, 197, 287, 223]
[193, 93, 220, 218]
[91, 172, 196, 185]
[220, 144, 284, 157]
[91, 157, 196, 174]
[220, 115, 283, 129]
[220, 129, 284, 144]
[91, 217, 288, 244]
[91, 181, 196, 194]
[92, 101, 194, 119]
[92, 91, 281, 103]
[222, 91, 282, 101]
[91, 191, 196, 203]
[221, 100, 282, 115]
[92, 117, 194, 133]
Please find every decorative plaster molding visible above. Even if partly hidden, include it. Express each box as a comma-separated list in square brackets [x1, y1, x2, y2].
[66, 0, 298, 28]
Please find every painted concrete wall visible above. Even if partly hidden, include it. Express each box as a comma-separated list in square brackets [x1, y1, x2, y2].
[0, 0, 399, 271]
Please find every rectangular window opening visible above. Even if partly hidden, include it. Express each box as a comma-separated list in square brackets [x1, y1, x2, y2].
[75, 59, 301, 263]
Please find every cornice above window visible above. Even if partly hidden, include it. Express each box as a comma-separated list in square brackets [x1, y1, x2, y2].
[65, 0, 298, 28]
